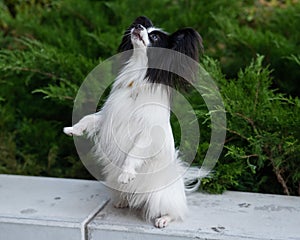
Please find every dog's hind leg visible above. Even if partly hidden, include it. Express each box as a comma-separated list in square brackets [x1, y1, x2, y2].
[154, 215, 173, 228]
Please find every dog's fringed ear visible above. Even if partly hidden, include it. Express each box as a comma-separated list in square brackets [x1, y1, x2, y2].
[168, 28, 203, 62]
[146, 28, 203, 89]
[164, 28, 203, 89]
[118, 16, 153, 53]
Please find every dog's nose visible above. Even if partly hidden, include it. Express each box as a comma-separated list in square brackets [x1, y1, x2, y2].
[134, 24, 144, 30]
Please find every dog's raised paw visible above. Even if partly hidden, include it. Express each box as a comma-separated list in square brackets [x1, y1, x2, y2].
[63, 127, 74, 136]
[118, 171, 136, 184]
[63, 127, 84, 136]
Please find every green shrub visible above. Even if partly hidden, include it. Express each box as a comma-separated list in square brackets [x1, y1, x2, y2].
[200, 56, 300, 195]
[0, 0, 299, 195]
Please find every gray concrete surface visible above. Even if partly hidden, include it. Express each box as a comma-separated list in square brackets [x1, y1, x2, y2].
[88, 191, 300, 240]
[0, 175, 110, 240]
[0, 175, 299, 240]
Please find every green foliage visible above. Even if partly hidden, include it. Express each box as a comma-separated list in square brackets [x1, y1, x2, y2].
[0, 0, 299, 195]
[200, 56, 300, 195]
[209, 2, 300, 96]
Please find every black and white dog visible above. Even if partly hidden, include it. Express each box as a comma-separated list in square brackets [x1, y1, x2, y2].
[64, 16, 203, 228]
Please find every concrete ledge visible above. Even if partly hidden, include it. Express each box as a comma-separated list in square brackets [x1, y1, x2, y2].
[88, 191, 300, 240]
[0, 175, 110, 240]
[0, 175, 299, 240]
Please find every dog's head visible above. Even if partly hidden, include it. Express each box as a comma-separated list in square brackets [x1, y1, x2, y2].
[118, 16, 203, 87]
[118, 16, 202, 60]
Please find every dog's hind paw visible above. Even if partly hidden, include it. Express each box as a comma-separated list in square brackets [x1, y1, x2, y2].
[155, 215, 172, 228]
[114, 199, 129, 208]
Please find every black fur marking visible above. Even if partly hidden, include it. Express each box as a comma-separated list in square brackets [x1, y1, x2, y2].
[148, 31, 169, 48]
[146, 28, 203, 89]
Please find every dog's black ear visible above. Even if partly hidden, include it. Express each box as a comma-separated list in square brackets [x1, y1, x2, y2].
[161, 28, 203, 88]
[118, 16, 153, 53]
[117, 28, 133, 53]
[168, 28, 203, 62]
[146, 28, 202, 89]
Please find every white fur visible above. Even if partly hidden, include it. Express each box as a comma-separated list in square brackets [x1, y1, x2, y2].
[64, 27, 188, 228]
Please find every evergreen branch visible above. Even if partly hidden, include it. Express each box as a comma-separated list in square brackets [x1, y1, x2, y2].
[235, 112, 260, 135]
[254, 78, 260, 112]
[225, 136, 238, 144]
[265, 146, 290, 195]
[10, 67, 65, 81]
[226, 128, 248, 142]
[240, 154, 259, 159]
[32, 89, 74, 100]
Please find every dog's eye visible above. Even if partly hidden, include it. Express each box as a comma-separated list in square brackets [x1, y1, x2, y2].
[150, 34, 159, 41]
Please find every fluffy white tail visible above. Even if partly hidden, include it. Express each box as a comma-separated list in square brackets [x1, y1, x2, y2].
[183, 166, 212, 192]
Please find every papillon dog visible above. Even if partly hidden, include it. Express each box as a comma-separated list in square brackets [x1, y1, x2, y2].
[64, 16, 203, 228]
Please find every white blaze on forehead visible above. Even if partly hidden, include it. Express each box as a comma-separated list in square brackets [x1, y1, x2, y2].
[147, 27, 168, 34]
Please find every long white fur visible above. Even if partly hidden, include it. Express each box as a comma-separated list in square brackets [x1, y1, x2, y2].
[64, 25, 189, 227]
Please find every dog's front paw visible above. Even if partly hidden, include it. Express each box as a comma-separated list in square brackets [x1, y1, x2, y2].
[118, 171, 136, 184]
[63, 127, 84, 136]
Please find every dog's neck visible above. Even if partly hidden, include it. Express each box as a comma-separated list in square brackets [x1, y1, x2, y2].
[113, 47, 148, 91]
